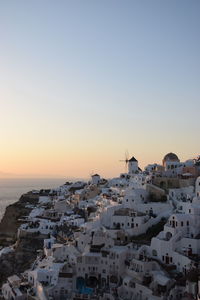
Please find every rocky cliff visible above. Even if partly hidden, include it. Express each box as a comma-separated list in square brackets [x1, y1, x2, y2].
[0, 193, 39, 247]
[0, 193, 43, 287]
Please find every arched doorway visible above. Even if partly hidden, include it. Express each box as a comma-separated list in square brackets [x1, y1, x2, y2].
[166, 232, 172, 241]
[76, 277, 85, 290]
[160, 181, 166, 189]
[86, 276, 98, 288]
[110, 275, 118, 284]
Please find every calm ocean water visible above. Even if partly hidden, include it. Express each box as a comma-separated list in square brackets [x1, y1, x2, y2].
[0, 178, 66, 221]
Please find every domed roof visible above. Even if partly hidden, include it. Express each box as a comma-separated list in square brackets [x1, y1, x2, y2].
[163, 152, 179, 163]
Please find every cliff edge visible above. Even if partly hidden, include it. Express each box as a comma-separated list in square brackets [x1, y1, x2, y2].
[0, 193, 39, 247]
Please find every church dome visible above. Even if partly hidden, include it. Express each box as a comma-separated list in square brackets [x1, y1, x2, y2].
[163, 152, 179, 165]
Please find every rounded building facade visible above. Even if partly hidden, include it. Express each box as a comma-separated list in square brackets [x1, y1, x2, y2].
[162, 152, 180, 167]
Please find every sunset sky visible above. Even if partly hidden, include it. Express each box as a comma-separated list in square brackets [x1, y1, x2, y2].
[0, 0, 200, 179]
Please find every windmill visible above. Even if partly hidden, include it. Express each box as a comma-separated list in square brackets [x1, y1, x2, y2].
[119, 150, 129, 172]
[90, 171, 94, 177]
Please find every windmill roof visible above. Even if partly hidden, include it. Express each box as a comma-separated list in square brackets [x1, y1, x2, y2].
[92, 174, 100, 177]
[129, 156, 138, 162]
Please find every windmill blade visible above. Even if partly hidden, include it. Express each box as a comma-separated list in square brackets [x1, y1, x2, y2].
[119, 152, 129, 173]
[125, 150, 129, 163]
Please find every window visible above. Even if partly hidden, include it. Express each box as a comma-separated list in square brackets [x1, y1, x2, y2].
[152, 249, 157, 256]
[181, 222, 183, 227]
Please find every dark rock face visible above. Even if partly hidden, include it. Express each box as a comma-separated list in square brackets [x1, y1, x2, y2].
[0, 193, 43, 287]
[0, 237, 43, 286]
[0, 193, 39, 247]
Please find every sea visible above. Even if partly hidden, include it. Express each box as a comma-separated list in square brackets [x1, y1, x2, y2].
[0, 178, 67, 222]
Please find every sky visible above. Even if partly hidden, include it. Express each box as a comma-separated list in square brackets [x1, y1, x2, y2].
[0, 0, 200, 179]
